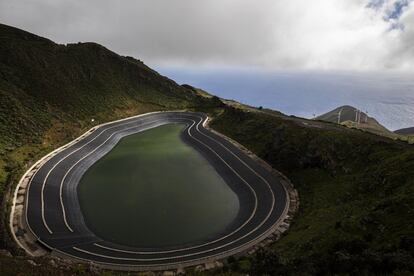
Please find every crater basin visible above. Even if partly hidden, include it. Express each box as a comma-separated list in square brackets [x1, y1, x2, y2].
[78, 123, 240, 248]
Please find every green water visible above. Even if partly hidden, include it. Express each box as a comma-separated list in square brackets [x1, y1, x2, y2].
[78, 124, 239, 248]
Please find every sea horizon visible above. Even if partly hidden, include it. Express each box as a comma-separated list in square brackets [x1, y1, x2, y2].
[158, 66, 414, 131]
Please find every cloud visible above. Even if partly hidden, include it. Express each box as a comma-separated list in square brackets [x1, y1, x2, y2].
[384, 0, 410, 20]
[366, 0, 411, 29]
[0, 0, 413, 70]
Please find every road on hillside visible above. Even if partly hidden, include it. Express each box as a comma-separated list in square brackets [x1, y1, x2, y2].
[23, 111, 290, 270]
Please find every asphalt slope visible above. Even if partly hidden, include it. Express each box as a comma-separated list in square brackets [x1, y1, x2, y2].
[25, 112, 288, 269]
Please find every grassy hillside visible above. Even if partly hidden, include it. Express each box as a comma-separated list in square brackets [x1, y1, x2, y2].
[210, 107, 414, 275]
[0, 23, 206, 148]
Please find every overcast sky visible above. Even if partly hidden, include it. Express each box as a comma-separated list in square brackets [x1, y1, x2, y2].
[1, 0, 413, 71]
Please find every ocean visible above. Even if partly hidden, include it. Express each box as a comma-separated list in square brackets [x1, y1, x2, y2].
[158, 67, 414, 131]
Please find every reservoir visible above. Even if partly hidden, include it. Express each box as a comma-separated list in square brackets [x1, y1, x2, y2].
[78, 123, 240, 248]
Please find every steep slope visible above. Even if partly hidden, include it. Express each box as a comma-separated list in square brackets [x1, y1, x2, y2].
[0, 23, 206, 149]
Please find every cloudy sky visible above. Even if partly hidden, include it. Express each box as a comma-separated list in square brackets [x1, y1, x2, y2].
[1, 0, 413, 71]
[1, 0, 414, 129]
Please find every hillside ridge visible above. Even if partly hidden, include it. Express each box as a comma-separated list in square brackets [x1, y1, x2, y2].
[0, 23, 212, 149]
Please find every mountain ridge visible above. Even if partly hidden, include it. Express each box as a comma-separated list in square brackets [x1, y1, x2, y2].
[0, 23, 214, 149]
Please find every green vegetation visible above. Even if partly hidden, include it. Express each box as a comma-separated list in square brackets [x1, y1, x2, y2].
[209, 107, 414, 275]
[0, 254, 95, 276]
[78, 124, 239, 248]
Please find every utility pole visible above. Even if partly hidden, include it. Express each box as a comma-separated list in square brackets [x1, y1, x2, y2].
[355, 109, 358, 123]
[365, 111, 368, 123]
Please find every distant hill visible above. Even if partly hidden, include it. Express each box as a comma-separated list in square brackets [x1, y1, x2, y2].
[315, 105, 397, 138]
[395, 127, 414, 136]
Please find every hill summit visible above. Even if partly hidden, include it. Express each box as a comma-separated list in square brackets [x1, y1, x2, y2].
[316, 105, 374, 125]
[315, 105, 395, 137]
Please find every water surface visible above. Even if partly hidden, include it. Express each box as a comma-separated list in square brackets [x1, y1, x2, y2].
[78, 124, 239, 248]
